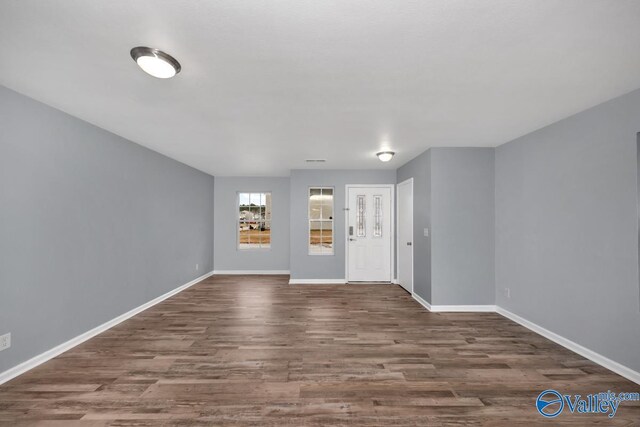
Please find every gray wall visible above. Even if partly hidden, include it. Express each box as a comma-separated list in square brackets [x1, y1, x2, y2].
[397, 150, 432, 302]
[213, 177, 289, 271]
[0, 86, 215, 374]
[431, 148, 495, 305]
[495, 88, 640, 372]
[289, 169, 396, 280]
[396, 148, 494, 305]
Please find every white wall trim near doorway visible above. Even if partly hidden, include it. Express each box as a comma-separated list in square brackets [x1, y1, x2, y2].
[411, 293, 495, 312]
[412, 292, 432, 311]
[0, 271, 214, 386]
[213, 270, 290, 275]
[344, 184, 395, 283]
[430, 304, 497, 312]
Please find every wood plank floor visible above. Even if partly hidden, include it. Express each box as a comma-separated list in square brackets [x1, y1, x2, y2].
[0, 275, 638, 426]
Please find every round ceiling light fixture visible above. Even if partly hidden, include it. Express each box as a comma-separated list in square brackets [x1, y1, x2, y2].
[130, 47, 181, 79]
[376, 151, 395, 162]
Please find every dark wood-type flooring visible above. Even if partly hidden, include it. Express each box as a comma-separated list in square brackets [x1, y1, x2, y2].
[1, 275, 638, 426]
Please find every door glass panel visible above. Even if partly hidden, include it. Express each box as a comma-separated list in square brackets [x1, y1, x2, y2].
[373, 195, 382, 237]
[356, 195, 366, 237]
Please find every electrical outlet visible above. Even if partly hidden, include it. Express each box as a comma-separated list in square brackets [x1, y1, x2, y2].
[0, 333, 11, 352]
[196, 263, 199, 271]
[504, 288, 510, 299]
[423, 228, 429, 237]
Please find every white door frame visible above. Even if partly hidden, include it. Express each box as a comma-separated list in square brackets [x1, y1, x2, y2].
[344, 184, 395, 283]
[396, 178, 414, 294]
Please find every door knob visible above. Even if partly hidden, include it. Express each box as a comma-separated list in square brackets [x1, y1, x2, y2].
[349, 238, 357, 242]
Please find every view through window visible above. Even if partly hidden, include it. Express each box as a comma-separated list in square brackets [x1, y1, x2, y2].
[238, 192, 271, 249]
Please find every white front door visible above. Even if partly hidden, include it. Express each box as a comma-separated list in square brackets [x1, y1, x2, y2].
[347, 186, 392, 282]
[397, 179, 413, 293]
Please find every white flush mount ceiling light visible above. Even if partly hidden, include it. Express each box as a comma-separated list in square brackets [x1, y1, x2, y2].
[376, 151, 395, 162]
[130, 47, 181, 79]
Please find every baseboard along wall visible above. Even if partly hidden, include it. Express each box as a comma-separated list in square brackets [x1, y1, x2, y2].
[409, 289, 640, 385]
[289, 279, 347, 285]
[0, 271, 214, 386]
[4, 274, 638, 387]
[213, 270, 290, 275]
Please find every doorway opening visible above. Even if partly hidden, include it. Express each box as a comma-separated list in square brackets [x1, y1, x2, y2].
[397, 178, 414, 294]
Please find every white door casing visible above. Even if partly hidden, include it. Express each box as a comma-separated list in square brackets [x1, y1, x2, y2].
[397, 178, 413, 293]
[346, 185, 393, 282]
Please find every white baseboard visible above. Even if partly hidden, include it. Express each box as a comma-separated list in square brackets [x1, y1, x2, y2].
[0, 271, 214, 386]
[412, 292, 432, 311]
[4, 274, 637, 387]
[430, 304, 496, 312]
[213, 270, 290, 275]
[409, 296, 640, 385]
[289, 279, 346, 285]
[496, 306, 640, 385]
[411, 294, 495, 313]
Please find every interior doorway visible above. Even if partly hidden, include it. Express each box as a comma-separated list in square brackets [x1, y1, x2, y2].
[397, 178, 413, 293]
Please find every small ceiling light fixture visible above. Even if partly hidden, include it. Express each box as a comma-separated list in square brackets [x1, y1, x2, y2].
[130, 46, 181, 79]
[376, 151, 395, 162]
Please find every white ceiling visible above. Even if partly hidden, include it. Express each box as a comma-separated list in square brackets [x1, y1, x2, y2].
[1, 1, 640, 176]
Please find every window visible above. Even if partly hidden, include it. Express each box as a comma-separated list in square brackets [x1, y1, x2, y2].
[309, 187, 334, 255]
[238, 192, 271, 250]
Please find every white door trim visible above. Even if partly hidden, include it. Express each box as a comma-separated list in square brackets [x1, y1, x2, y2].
[344, 184, 395, 283]
[397, 178, 414, 294]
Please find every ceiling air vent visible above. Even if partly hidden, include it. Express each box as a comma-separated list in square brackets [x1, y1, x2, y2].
[305, 159, 326, 163]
